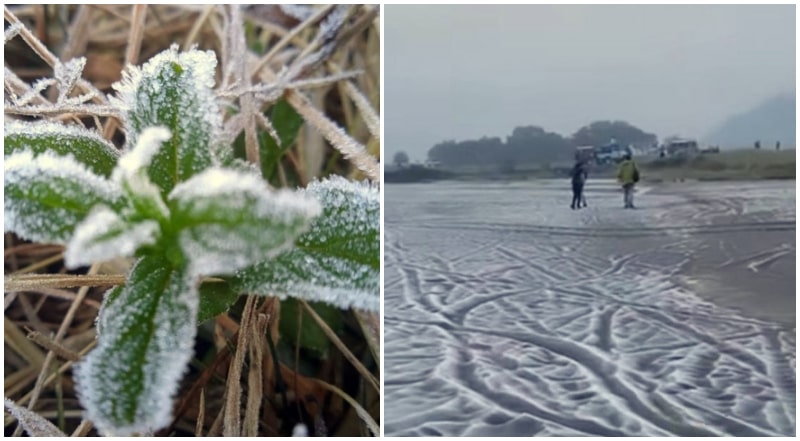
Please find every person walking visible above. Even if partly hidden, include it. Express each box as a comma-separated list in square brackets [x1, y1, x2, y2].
[570, 159, 588, 210]
[616, 153, 640, 209]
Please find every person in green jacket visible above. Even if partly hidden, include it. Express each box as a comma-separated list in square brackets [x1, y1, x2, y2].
[616, 153, 640, 209]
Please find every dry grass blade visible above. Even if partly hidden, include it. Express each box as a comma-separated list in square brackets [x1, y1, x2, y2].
[286, 70, 364, 90]
[21, 263, 100, 432]
[4, 6, 108, 105]
[4, 68, 50, 107]
[4, 274, 126, 291]
[70, 419, 93, 437]
[5, 316, 45, 366]
[343, 80, 380, 140]
[4, 104, 121, 118]
[242, 96, 261, 165]
[293, 5, 350, 63]
[61, 6, 93, 60]
[311, 379, 379, 436]
[17, 288, 102, 310]
[4, 398, 67, 437]
[3, 243, 62, 258]
[290, 5, 378, 80]
[15, 340, 97, 408]
[223, 295, 257, 436]
[124, 5, 148, 65]
[5, 366, 38, 399]
[223, 5, 261, 167]
[339, 5, 380, 48]
[183, 5, 215, 50]
[11, 253, 64, 275]
[354, 310, 380, 366]
[195, 388, 205, 437]
[255, 111, 283, 146]
[299, 300, 379, 393]
[4, 6, 59, 67]
[243, 313, 267, 436]
[26, 331, 80, 362]
[17, 293, 49, 335]
[286, 90, 380, 181]
[252, 5, 335, 76]
[207, 402, 225, 437]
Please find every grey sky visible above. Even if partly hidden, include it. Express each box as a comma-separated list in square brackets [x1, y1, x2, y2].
[385, 5, 796, 161]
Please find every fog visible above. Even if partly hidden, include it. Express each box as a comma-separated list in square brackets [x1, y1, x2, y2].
[385, 5, 796, 161]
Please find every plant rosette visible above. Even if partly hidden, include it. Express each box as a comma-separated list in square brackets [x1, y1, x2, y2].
[4, 46, 378, 436]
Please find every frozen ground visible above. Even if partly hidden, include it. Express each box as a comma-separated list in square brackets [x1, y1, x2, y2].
[384, 179, 796, 436]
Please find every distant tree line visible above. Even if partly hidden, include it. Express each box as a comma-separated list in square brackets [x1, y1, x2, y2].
[427, 120, 658, 168]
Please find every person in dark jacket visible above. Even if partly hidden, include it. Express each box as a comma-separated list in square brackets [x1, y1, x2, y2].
[570, 160, 588, 210]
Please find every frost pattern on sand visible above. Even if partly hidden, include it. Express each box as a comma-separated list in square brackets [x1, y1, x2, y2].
[384, 180, 796, 436]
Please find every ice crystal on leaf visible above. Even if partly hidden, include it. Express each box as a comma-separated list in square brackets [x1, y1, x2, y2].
[4, 150, 124, 244]
[5, 119, 119, 177]
[232, 177, 379, 311]
[111, 45, 220, 197]
[113, 126, 171, 182]
[4, 42, 380, 436]
[168, 167, 321, 277]
[112, 127, 172, 220]
[75, 256, 197, 436]
[65, 206, 160, 269]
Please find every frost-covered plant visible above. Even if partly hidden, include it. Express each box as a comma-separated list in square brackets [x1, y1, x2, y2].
[4, 46, 378, 436]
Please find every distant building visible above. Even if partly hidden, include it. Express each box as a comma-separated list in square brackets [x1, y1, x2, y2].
[662, 138, 699, 157]
[595, 140, 631, 165]
[575, 145, 595, 163]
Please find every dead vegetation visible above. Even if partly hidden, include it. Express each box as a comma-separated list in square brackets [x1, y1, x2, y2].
[4, 4, 380, 436]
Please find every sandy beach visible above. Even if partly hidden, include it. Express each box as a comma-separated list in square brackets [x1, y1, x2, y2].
[384, 179, 795, 436]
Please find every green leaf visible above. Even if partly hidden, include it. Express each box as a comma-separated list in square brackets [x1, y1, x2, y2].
[232, 176, 379, 311]
[64, 206, 160, 269]
[112, 46, 220, 197]
[167, 167, 321, 277]
[96, 285, 124, 336]
[279, 298, 343, 358]
[197, 280, 239, 323]
[75, 255, 198, 436]
[4, 120, 120, 178]
[111, 127, 171, 223]
[4, 150, 124, 244]
[260, 98, 304, 179]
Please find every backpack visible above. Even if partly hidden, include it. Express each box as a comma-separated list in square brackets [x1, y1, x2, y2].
[632, 166, 640, 183]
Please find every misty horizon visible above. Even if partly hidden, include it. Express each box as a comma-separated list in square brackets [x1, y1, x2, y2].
[386, 5, 796, 161]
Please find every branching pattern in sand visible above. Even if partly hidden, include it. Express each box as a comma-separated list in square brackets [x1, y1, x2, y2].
[385, 180, 795, 436]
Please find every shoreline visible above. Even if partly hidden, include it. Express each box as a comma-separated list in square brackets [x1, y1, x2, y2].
[385, 173, 797, 184]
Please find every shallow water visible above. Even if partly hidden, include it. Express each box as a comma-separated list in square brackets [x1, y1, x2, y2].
[384, 179, 796, 436]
